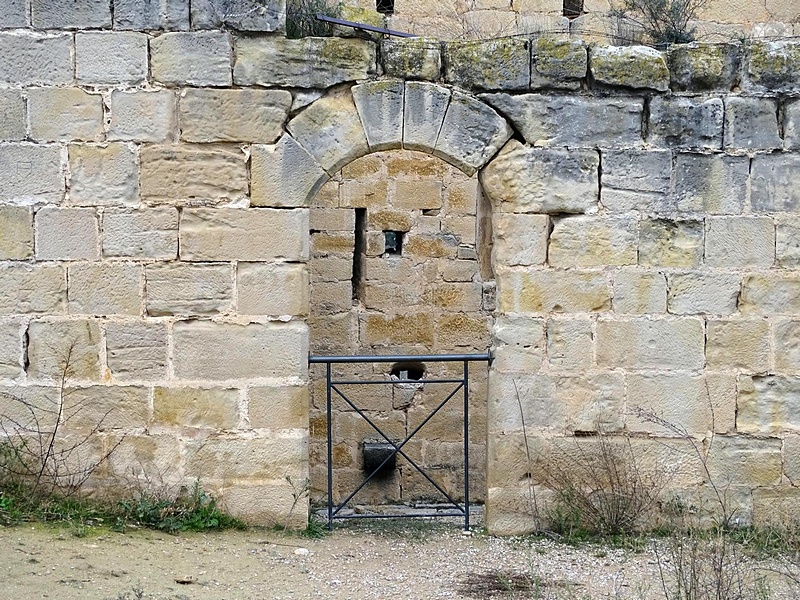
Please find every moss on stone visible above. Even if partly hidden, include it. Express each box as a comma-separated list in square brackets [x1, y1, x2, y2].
[748, 41, 800, 91]
[590, 45, 669, 92]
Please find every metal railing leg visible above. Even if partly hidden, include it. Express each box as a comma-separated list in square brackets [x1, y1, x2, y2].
[463, 360, 470, 532]
[326, 362, 333, 531]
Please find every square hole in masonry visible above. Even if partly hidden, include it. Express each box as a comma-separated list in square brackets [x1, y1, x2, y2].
[383, 230, 403, 255]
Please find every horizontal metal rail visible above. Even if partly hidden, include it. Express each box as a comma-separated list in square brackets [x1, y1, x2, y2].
[309, 353, 492, 364]
[314, 14, 417, 37]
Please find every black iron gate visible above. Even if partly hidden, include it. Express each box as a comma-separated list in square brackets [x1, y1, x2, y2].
[308, 353, 492, 531]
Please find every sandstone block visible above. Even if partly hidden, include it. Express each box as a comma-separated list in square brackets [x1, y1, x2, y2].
[392, 179, 442, 210]
[745, 40, 800, 92]
[234, 36, 375, 88]
[146, 263, 231, 316]
[492, 315, 544, 373]
[0, 0, 26, 27]
[113, 0, 189, 30]
[27, 320, 101, 381]
[0, 207, 33, 259]
[436, 313, 491, 349]
[426, 281, 483, 312]
[705, 217, 774, 268]
[69, 143, 139, 206]
[751, 154, 800, 213]
[777, 217, 800, 267]
[547, 318, 592, 371]
[106, 434, 182, 484]
[590, 45, 669, 91]
[481, 141, 598, 214]
[668, 43, 740, 91]
[0, 265, 65, 315]
[151, 32, 232, 86]
[674, 153, 748, 214]
[774, 320, 800, 373]
[648, 97, 724, 150]
[102, 208, 178, 259]
[785, 100, 800, 150]
[62, 385, 149, 431]
[28, 88, 103, 142]
[738, 376, 800, 435]
[444, 38, 530, 91]
[613, 271, 667, 314]
[190, 0, 284, 30]
[784, 435, 800, 483]
[707, 319, 770, 373]
[596, 318, 705, 370]
[252, 137, 328, 208]
[35, 208, 99, 261]
[366, 209, 409, 232]
[381, 38, 441, 80]
[221, 480, 307, 528]
[403, 233, 459, 260]
[0, 33, 72, 85]
[638, 219, 703, 268]
[600, 149, 671, 212]
[76, 32, 148, 85]
[741, 274, 800, 314]
[361, 313, 434, 346]
[724, 97, 781, 150]
[497, 269, 611, 314]
[154, 387, 239, 429]
[140, 144, 247, 204]
[352, 80, 404, 152]
[0, 144, 63, 204]
[0, 90, 24, 140]
[180, 208, 308, 262]
[667, 272, 740, 315]
[548, 216, 637, 267]
[173, 320, 307, 380]
[69, 263, 141, 316]
[530, 38, 587, 90]
[105, 321, 168, 381]
[403, 82, 450, 152]
[311, 232, 354, 257]
[0, 321, 22, 378]
[249, 384, 308, 430]
[238, 262, 309, 316]
[109, 90, 177, 142]
[492, 214, 548, 267]
[32, 0, 110, 28]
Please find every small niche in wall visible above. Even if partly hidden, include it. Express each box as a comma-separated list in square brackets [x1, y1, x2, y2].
[376, 0, 394, 15]
[563, 0, 583, 18]
[390, 362, 425, 382]
[383, 230, 403, 255]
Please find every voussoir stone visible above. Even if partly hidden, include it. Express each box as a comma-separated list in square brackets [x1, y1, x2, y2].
[530, 37, 587, 90]
[352, 80, 404, 152]
[444, 38, 530, 91]
[590, 45, 669, 91]
[403, 81, 450, 152]
[381, 38, 441, 81]
[745, 40, 800, 92]
[251, 136, 328, 208]
[668, 43, 740, 91]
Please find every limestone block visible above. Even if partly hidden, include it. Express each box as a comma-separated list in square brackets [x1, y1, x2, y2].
[381, 38, 441, 80]
[674, 153, 748, 214]
[234, 36, 375, 88]
[740, 274, 800, 314]
[724, 97, 781, 150]
[180, 208, 308, 262]
[590, 45, 669, 91]
[403, 233, 458, 260]
[252, 137, 329, 208]
[187, 432, 306, 481]
[0, 144, 63, 204]
[179, 89, 291, 144]
[0, 0, 26, 27]
[173, 320, 307, 380]
[667, 272, 740, 316]
[0, 90, 24, 141]
[238, 262, 308, 317]
[765, 0, 800, 21]
[648, 97, 724, 150]
[360, 313, 434, 346]
[366, 209, 410, 232]
[403, 82, 450, 152]
[530, 38, 587, 90]
[547, 318, 593, 371]
[106, 434, 181, 484]
[35, 208, 99, 261]
[221, 480, 307, 528]
[105, 321, 167, 381]
[444, 38, 530, 91]
[497, 269, 611, 314]
[777, 217, 800, 267]
[192, 0, 285, 30]
[600, 150, 671, 211]
[311, 232, 355, 257]
[109, 90, 177, 142]
[27, 320, 101, 381]
[548, 216, 637, 267]
[154, 387, 239, 429]
[146, 264, 231, 317]
[705, 217, 775, 268]
[151, 32, 232, 86]
[483, 94, 644, 147]
[751, 155, 800, 212]
[76, 32, 147, 85]
[773, 320, 800, 374]
[0, 207, 33, 260]
[785, 435, 800, 483]
[707, 319, 770, 372]
[140, 144, 247, 204]
[492, 214, 548, 267]
[668, 43, 740, 91]
[31, 0, 111, 27]
[492, 315, 544, 373]
[426, 282, 482, 312]
[0, 265, 65, 315]
[102, 208, 178, 259]
[113, 0, 189, 30]
[596, 318, 705, 370]
[785, 100, 800, 150]
[69, 263, 142, 316]
[69, 143, 139, 206]
[61, 385, 149, 431]
[28, 88, 103, 143]
[436, 312, 490, 349]
[613, 271, 667, 314]
[287, 89, 369, 174]
[638, 219, 703, 268]
[481, 141, 598, 214]
[249, 384, 308, 430]
[393, 179, 442, 210]
[352, 80, 404, 152]
[0, 33, 72, 85]
[0, 321, 22, 378]
[738, 376, 800, 435]
[745, 41, 800, 92]
[752, 487, 800, 529]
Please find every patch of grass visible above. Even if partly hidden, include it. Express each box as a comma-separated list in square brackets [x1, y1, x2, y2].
[302, 515, 327, 539]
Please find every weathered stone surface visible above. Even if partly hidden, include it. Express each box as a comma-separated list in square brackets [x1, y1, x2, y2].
[63, 386, 149, 431]
[251, 137, 328, 208]
[0, 265, 65, 314]
[102, 208, 179, 259]
[596, 318, 705, 370]
[360, 313, 434, 346]
[35, 208, 99, 261]
[745, 40, 800, 92]
[497, 269, 611, 314]
[707, 319, 770, 372]
[109, 90, 177, 143]
[69, 143, 139, 206]
[185, 434, 306, 482]
[724, 97, 781, 150]
[31, 0, 111, 28]
[547, 319, 592, 371]
[249, 385, 308, 429]
[483, 94, 643, 147]
[549, 216, 637, 267]
[444, 38, 529, 91]
[493, 214, 548, 266]
[638, 219, 703, 268]
[237, 262, 308, 316]
[0, 207, 33, 260]
[403, 81, 450, 152]
[113, 0, 189, 30]
[27, 320, 101, 381]
[106, 321, 168, 381]
[481, 141, 598, 214]
[492, 315, 544, 373]
[785, 100, 800, 150]
[0, 144, 63, 204]
[28, 88, 104, 142]
[773, 320, 800, 373]
[352, 80, 404, 152]
[738, 376, 800, 434]
[705, 217, 775, 268]
[590, 45, 669, 91]
[667, 272, 740, 315]
[0, 321, 21, 377]
[707, 435, 782, 488]
[740, 274, 800, 314]
[287, 89, 369, 174]
[600, 150, 671, 211]
[0, 0, 26, 27]
[180, 208, 308, 261]
[76, 32, 148, 85]
[648, 97, 724, 150]
[140, 145, 247, 204]
[0, 33, 72, 85]
[530, 38, 587, 90]
[69, 263, 141, 316]
[777, 217, 800, 267]
[146, 263, 231, 316]
[674, 153, 749, 214]
[191, 0, 284, 30]
[381, 38, 441, 80]
[180, 89, 291, 144]
[0, 90, 24, 140]
[668, 43, 740, 91]
[151, 32, 232, 86]
[172, 320, 307, 380]
[222, 480, 307, 528]
[154, 387, 239, 429]
[234, 36, 375, 88]
[613, 271, 667, 314]
[751, 155, 800, 213]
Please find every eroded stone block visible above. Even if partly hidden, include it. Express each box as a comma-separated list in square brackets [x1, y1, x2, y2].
[28, 88, 104, 142]
[549, 216, 637, 268]
[146, 263, 232, 316]
[444, 38, 530, 91]
[590, 45, 669, 91]
[106, 321, 168, 381]
[27, 320, 101, 381]
[0, 265, 65, 315]
[237, 262, 309, 317]
[151, 32, 232, 86]
[76, 32, 148, 85]
[649, 97, 724, 150]
[596, 318, 705, 370]
[69, 143, 139, 206]
[154, 387, 239, 429]
[109, 90, 177, 142]
[102, 208, 179, 259]
[68, 263, 142, 316]
[35, 208, 99, 261]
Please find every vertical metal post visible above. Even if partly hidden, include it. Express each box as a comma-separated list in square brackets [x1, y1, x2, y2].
[463, 360, 470, 532]
[326, 362, 334, 531]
